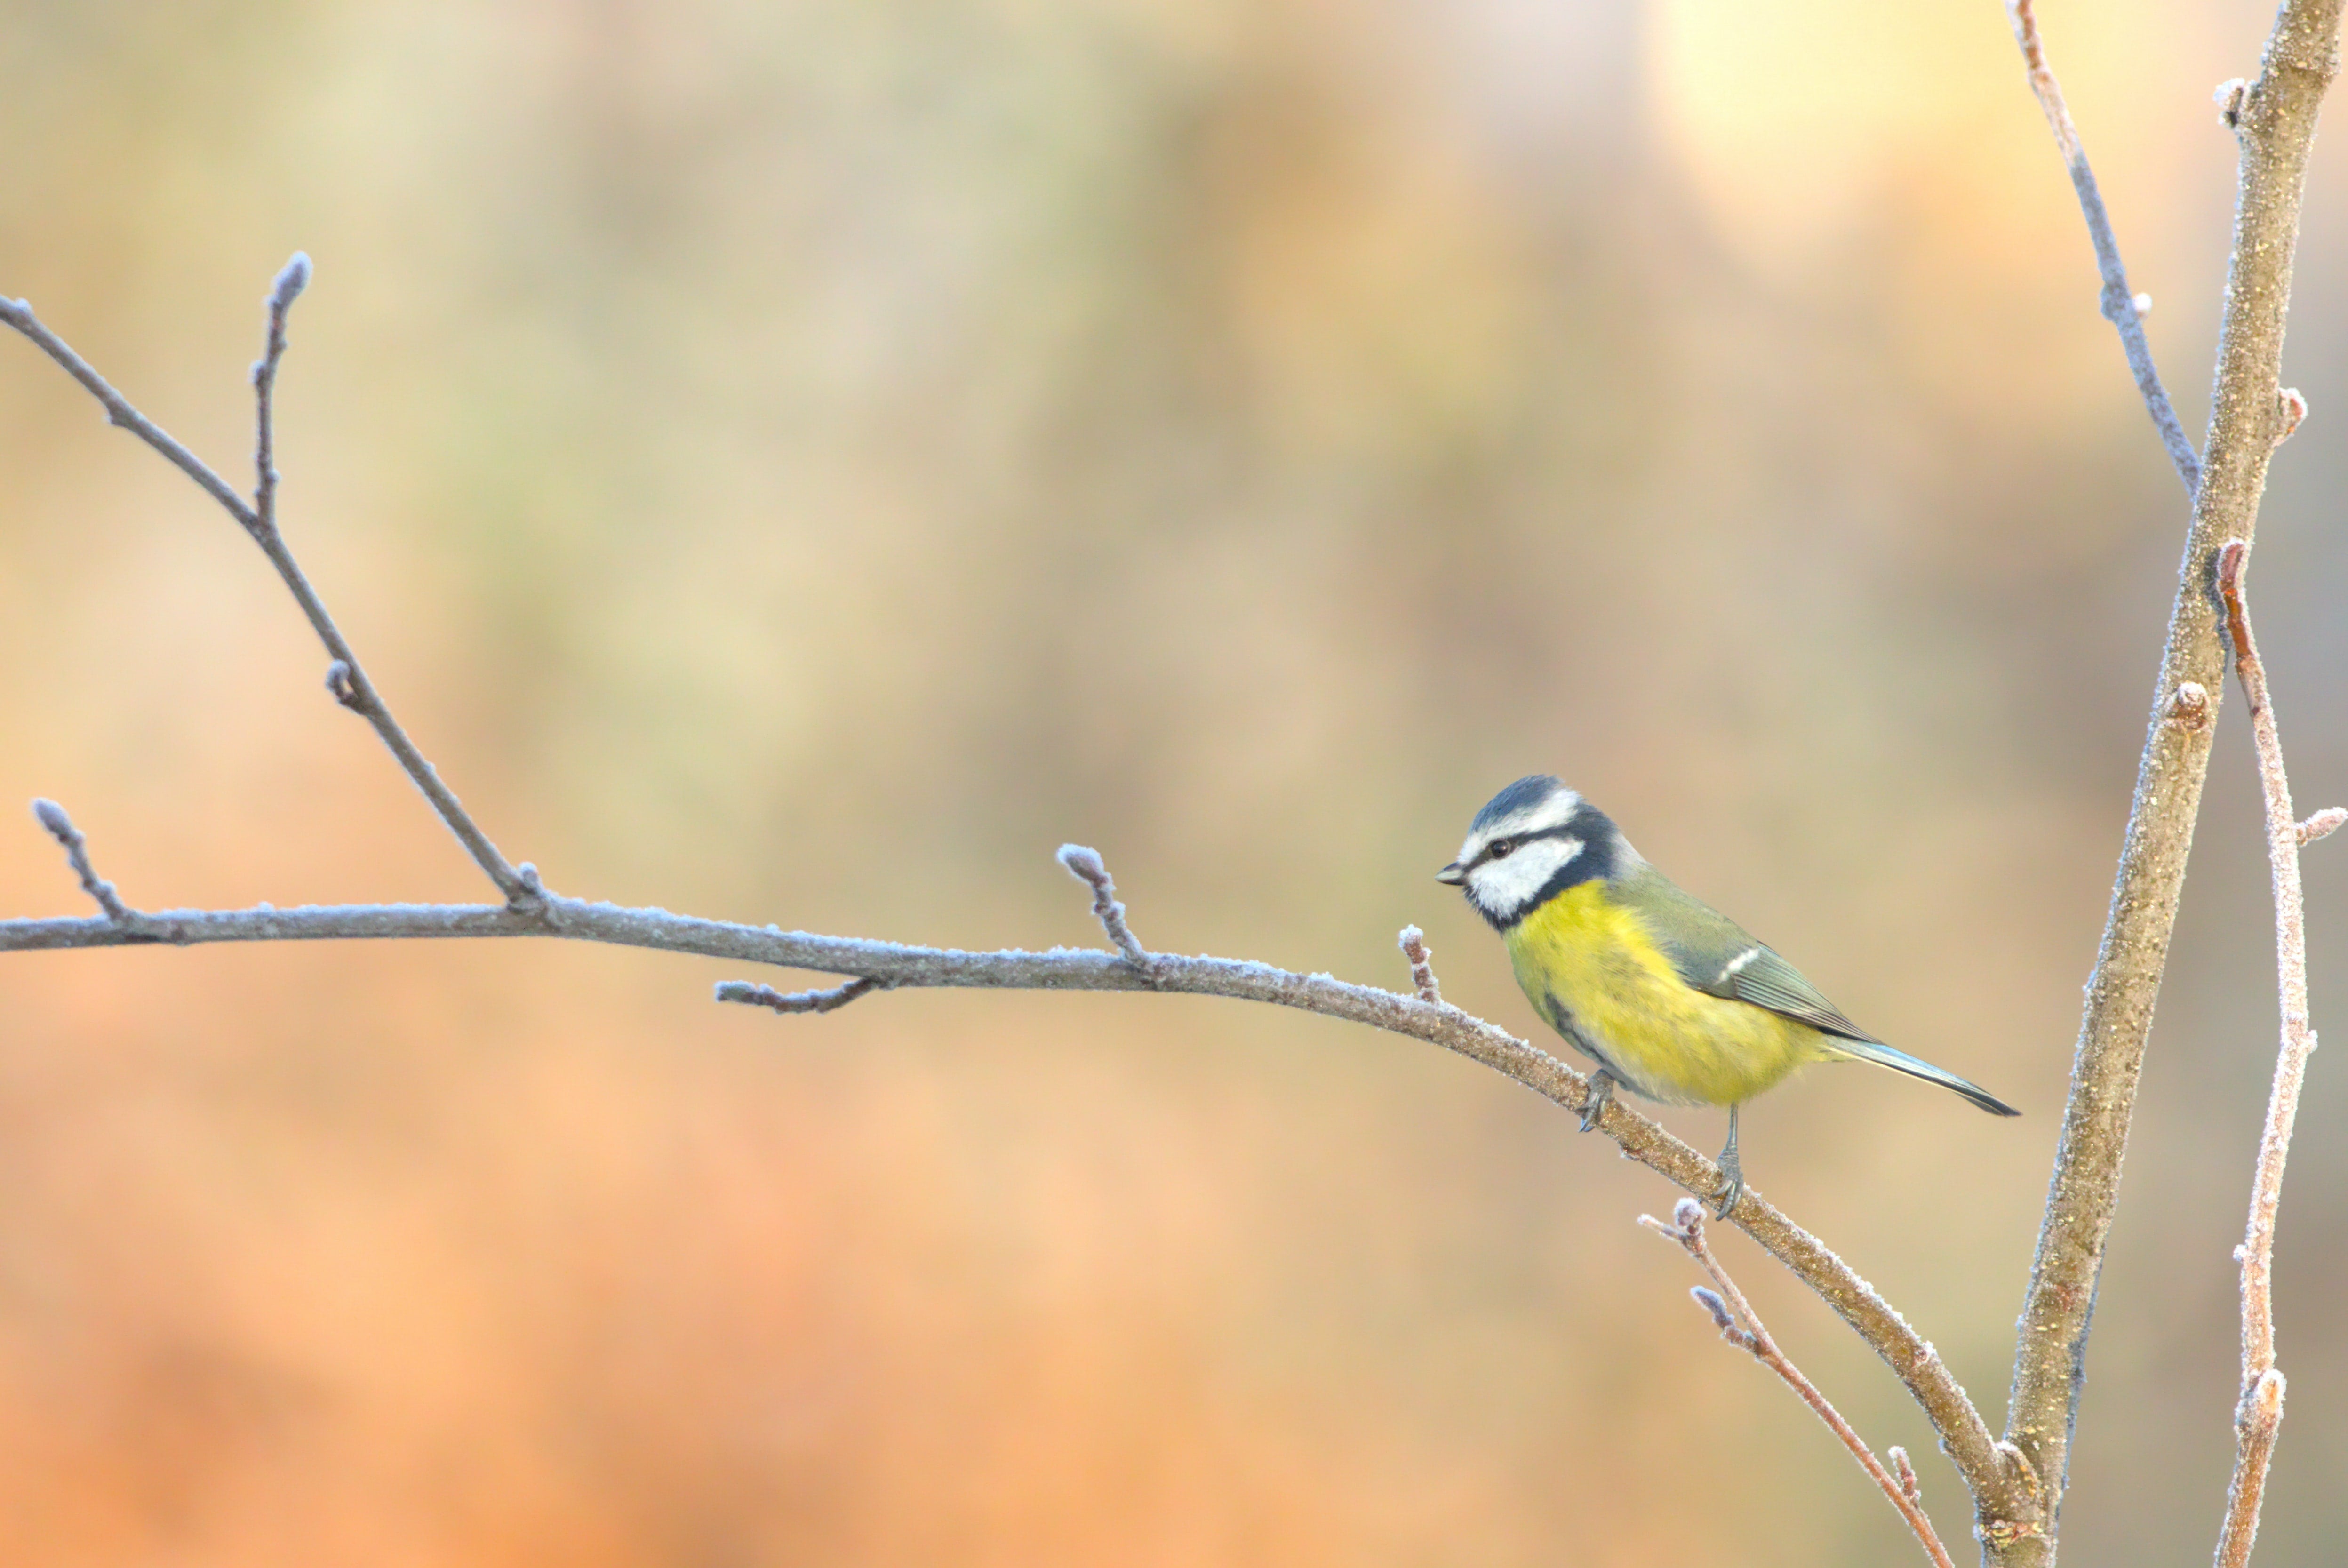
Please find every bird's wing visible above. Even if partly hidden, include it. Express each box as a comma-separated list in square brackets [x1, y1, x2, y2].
[1626, 864, 1884, 1044]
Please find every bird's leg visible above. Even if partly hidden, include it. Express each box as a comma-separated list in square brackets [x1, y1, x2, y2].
[1577, 1068, 1616, 1132]
[1711, 1103, 1743, 1218]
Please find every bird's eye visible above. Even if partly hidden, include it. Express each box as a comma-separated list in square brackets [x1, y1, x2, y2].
[1487, 838, 1517, 861]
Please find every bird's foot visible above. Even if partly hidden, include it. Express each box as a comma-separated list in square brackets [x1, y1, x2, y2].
[1577, 1069, 1616, 1133]
[1710, 1157, 1744, 1219]
[1708, 1104, 1745, 1218]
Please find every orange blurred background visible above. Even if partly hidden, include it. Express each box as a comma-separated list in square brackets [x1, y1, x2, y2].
[4, 0, 2347, 1562]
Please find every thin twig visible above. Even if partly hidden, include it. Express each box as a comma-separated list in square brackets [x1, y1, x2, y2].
[0, 297, 259, 524]
[716, 976, 886, 1015]
[1643, 1199, 1957, 1568]
[1889, 1446, 1925, 1509]
[1998, 5, 2345, 1560]
[251, 253, 308, 533]
[2211, 540, 2325, 1568]
[1397, 925, 1443, 1005]
[2006, 0, 2202, 496]
[0, 281, 532, 906]
[1056, 844, 1157, 977]
[30, 800, 143, 928]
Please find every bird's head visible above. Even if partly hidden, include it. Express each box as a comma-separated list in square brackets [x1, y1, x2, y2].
[1438, 775, 1618, 929]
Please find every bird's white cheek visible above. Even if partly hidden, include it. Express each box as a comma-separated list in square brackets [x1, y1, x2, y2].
[1467, 837, 1581, 918]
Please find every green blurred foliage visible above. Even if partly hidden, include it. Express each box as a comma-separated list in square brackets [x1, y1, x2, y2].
[3, 0, 2347, 1562]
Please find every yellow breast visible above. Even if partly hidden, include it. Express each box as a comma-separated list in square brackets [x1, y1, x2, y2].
[1501, 882, 1823, 1107]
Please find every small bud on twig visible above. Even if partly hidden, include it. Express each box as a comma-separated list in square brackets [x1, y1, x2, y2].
[1397, 925, 1443, 1005]
[1057, 844, 1158, 979]
[2295, 808, 2346, 846]
[1691, 1286, 1752, 1346]
[2217, 77, 2249, 128]
[2239, 1366, 2286, 1436]
[2277, 387, 2308, 442]
[270, 253, 313, 313]
[1889, 1446, 1924, 1506]
[2166, 680, 2211, 731]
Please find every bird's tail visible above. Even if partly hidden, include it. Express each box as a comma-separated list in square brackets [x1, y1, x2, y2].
[1826, 1040, 2020, 1116]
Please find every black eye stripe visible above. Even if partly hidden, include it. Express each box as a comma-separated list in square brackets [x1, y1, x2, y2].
[1477, 825, 1577, 865]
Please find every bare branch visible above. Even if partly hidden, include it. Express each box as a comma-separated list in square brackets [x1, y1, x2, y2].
[0, 281, 532, 907]
[1998, 5, 2346, 1560]
[716, 976, 886, 1015]
[0, 871, 2007, 1498]
[1397, 925, 1443, 1005]
[1056, 844, 1156, 978]
[2005, 0, 2202, 495]
[2210, 540, 2320, 1568]
[30, 800, 144, 928]
[1643, 1199, 1957, 1568]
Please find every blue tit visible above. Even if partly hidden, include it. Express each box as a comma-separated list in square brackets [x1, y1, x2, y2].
[1438, 775, 2017, 1215]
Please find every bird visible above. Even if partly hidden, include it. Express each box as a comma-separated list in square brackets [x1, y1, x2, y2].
[1437, 775, 2017, 1216]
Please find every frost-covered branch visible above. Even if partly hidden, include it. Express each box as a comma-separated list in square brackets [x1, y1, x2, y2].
[1995, 2, 2345, 1560]
[1644, 1199, 1957, 1568]
[31, 800, 143, 929]
[2210, 540, 2336, 1568]
[0, 274, 530, 906]
[0, 859, 2007, 1504]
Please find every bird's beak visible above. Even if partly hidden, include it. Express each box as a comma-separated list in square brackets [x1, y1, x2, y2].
[1435, 862, 1466, 886]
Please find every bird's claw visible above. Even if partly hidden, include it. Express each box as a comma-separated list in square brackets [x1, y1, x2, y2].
[1710, 1161, 1744, 1218]
[1577, 1069, 1616, 1133]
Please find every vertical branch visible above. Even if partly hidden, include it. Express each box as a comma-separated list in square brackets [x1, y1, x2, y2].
[1996, 5, 2344, 1561]
[2210, 541, 2330, 1568]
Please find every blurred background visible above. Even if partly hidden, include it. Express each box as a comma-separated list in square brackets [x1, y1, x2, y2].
[2, 0, 2345, 1561]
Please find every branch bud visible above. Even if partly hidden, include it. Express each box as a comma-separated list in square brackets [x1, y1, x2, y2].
[2216, 77, 2249, 128]
[270, 253, 313, 312]
[2296, 808, 2346, 846]
[1398, 925, 1444, 1005]
[31, 798, 73, 841]
[2278, 386, 2308, 442]
[1690, 1286, 1750, 1346]
[2165, 680, 2211, 731]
